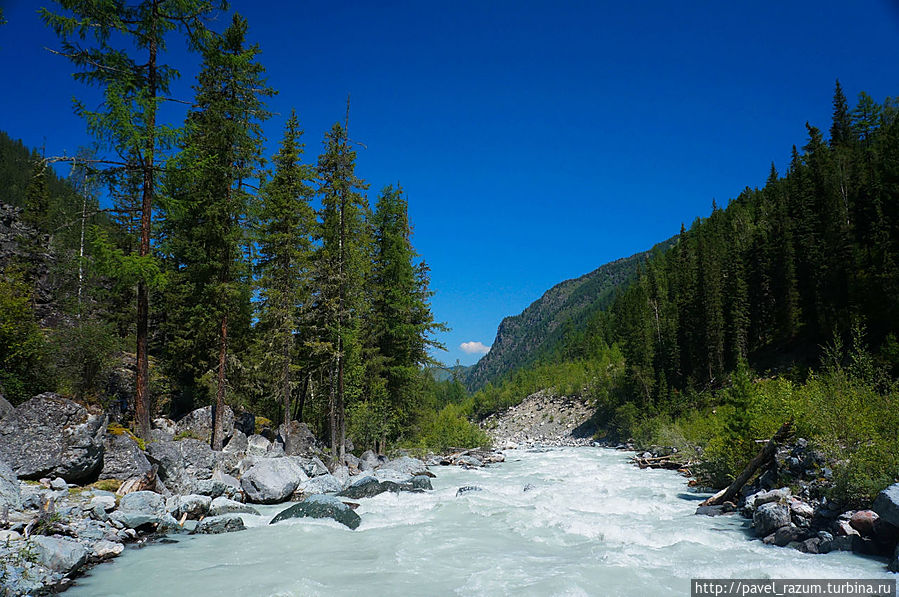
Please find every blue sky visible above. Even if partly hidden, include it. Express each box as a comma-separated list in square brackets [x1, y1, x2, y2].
[2, 1, 899, 366]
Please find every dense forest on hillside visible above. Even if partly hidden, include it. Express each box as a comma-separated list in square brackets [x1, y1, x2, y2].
[0, 3, 486, 459]
[464, 85, 899, 505]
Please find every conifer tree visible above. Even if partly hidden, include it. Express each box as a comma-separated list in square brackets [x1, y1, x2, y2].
[23, 159, 50, 233]
[41, 0, 223, 440]
[255, 110, 316, 430]
[315, 116, 369, 463]
[162, 13, 272, 448]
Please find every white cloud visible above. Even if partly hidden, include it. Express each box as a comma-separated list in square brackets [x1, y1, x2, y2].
[460, 341, 491, 355]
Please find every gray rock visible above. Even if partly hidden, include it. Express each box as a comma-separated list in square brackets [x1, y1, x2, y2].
[0, 393, 107, 482]
[49, 477, 67, 490]
[193, 478, 227, 499]
[455, 455, 483, 467]
[411, 475, 433, 491]
[29, 535, 88, 574]
[241, 458, 308, 504]
[0, 458, 22, 510]
[270, 495, 361, 530]
[100, 433, 151, 480]
[344, 453, 360, 469]
[745, 487, 791, 511]
[278, 421, 320, 456]
[889, 544, 899, 573]
[360, 450, 381, 470]
[208, 496, 259, 517]
[119, 490, 166, 515]
[193, 513, 246, 534]
[332, 466, 351, 488]
[695, 505, 727, 517]
[873, 483, 899, 528]
[773, 525, 806, 547]
[246, 434, 272, 457]
[93, 540, 124, 559]
[0, 394, 13, 420]
[298, 474, 343, 496]
[382, 456, 429, 477]
[456, 485, 482, 497]
[374, 468, 413, 484]
[234, 411, 255, 437]
[170, 494, 211, 520]
[174, 405, 234, 444]
[146, 439, 222, 495]
[338, 476, 388, 499]
[224, 430, 248, 454]
[754, 502, 792, 537]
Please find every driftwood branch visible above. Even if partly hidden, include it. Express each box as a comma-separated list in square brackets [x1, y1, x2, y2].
[700, 419, 794, 507]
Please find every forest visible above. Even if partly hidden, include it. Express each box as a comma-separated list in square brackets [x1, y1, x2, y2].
[464, 84, 899, 505]
[0, 3, 484, 459]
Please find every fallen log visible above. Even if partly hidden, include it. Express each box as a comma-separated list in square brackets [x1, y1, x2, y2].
[700, 419, 793, 507]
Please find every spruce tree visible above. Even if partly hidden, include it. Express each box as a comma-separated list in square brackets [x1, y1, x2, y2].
[315, 117, 369, 463]
[162, 13, 272, 448]
[255, 110, 316, 430]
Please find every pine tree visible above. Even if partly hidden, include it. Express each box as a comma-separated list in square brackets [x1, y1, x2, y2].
[162, 13, 272, 448]
[255, 110, 316, 430]
[41, 0, 223, 440]
[23, 158, 50, 233]
[830, 80, 853, 147]
[315, 114, 369, 464]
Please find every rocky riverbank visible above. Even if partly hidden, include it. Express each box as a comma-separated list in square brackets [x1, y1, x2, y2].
[0, 392, 503, 596]
[481, 390, 597, 449]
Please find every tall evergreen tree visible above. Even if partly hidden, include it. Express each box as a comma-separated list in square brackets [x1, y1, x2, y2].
[255, 110, 316, 430]
[161, 13, 272, 449]
[41, 0, 223, 440]
[315, 116, 369, 464]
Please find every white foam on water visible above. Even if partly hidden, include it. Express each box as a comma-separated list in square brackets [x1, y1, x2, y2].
[67, 448, 894, 597]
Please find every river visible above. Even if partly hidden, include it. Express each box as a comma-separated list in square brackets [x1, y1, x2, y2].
[68, 448, 893, 596]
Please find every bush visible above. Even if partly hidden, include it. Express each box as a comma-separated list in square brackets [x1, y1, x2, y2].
[0, 272, 49, 404]
[405, 403, 490, 454]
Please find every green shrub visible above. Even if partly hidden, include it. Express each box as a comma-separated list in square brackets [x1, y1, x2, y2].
[0, 272, 49, 404]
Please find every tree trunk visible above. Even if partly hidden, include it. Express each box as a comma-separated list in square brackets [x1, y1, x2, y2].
[329, 359, 338, 463]
[211, 313, 228, 450]
[700, 420, 793, 507]
[282, 335, 291, 430]
[294, 373, 309, 422]
[134, 0, 159, 442]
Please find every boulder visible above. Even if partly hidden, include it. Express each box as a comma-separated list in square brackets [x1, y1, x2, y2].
[92, 540, 124, 559]
[278, 421, 320, 456]
[223, 430, 248, 454]
[100, 433, 152, 480]
[849, 510, 879, 536]
[332, 466, 351, 488]
[208, 496, 259, 517]
[456, 485, 482, 497]
[411, 475, 433, 491]
[270, 495, 361, 530]
[789, 499, 815, 519]
[193, 514, 246, 534]
[110, 490, 169, 530]
[381, 456, 429, 477]
[0, 394, 13, 420]
[29, 536, 88, 574]
[873, 483, 899, 528]
[90, 494, 116, 512]
[234, 411, 255, 437]
[50, 477, 67, 490]
[889, 544, 899, 573]
[374, 468, 413, 484]
[174, 405, 234, 443]
[359, 450, 381, 470]
[753, 502, 791, 537]
[0, 393, 107, 482]
[0, 458, 22, 511]
[241, 458, 308, 504]
[297, 474, 343, 496]
[773, 525, 806, 547]
[338, 476, 388, 499]
[745, 487, 790, 511]
[344, 453, 360, 469]
[246, 435, 272, 457]
[454, 455, 483, 467]
[146, 439, 222, 495]
[193, 479, 227, 499]
[169, 494, 211, 520]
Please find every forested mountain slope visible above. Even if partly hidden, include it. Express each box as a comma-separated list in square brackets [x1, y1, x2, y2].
[465, 237, 676, 391]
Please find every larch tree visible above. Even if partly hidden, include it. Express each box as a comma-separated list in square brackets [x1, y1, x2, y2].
[41, 0, 224, 440]
[255, 110, 316, 431]
[162, 13, 272, 449]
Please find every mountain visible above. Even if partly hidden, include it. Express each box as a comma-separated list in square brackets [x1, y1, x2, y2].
[465, 237, 677, 391]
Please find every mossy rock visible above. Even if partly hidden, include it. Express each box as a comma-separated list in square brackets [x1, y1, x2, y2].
[107, 423, 146, 450]
[89, 479, 123, 493]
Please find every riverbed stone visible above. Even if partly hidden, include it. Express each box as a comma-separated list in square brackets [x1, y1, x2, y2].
[92, 540, 124, 559]
[241, 458, 308, 504]
[100, 433, 152, 481]
[753, 502, 791, 537]
[338, 476, 387, 499]
[889, 544, 899, 573]
[0, 458, 22, 511]
[298, 474, 342, 496]
[456, 485, 482, 497]
[146, 439, 222, 494]
[29, 536, 88, 575]
[270, 495, 361, 530]
[382, 456, 429, 477]
[246, 434, 272, 457]
[873, 483, 899, 528]
[374, 468, 413, 484]
[278, 421, 319, 456]
[170, 494, 211, 520]
[0, 393, 107, 482]
[773, 525, 806, 547]
[194, 514, 246, 534]
[849, 510, 879, 536]
[411, 475, 433, 491]
[208, 496, 259, 517]
[174, 405, 234, 444]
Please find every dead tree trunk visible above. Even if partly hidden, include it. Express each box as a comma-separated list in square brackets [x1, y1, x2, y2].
[701, 419, 793, 507]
